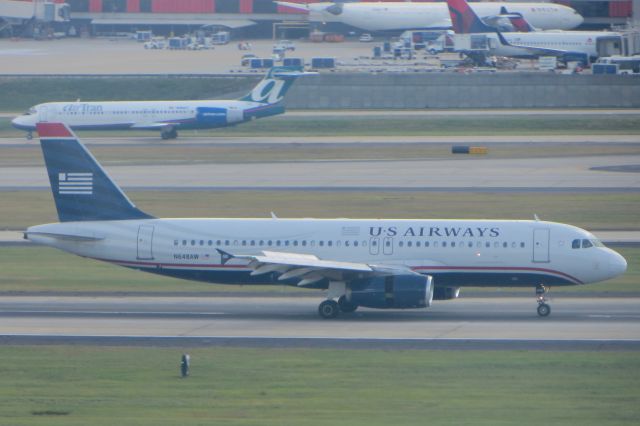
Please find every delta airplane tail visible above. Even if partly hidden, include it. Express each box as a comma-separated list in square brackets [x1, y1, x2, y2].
[36, 122, 153, 222]
[239, 66, 305, 105]
[447, 0, 496, 34]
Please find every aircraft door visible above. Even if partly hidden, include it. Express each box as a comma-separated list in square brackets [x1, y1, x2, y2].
[39, 105, 51, 122]
[383, 237, 394, 255]
[533, 228, 550, 263]
[137, 225, 155, 260]
[369, 237, 380, 255]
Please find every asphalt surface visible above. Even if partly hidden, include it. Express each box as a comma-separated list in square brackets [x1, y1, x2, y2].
[3, 134, 640, 146]
[2, 154, 639, 190]
[1, 296, 639, 350]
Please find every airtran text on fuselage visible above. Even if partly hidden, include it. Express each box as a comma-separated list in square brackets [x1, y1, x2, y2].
[369, 226, 501, 238]
[61, 104, 104, 114]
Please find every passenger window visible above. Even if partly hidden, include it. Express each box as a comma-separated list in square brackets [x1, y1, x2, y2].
[572, 239, 581, 249]
[191, 240, 196, 246]
[398, 241, 403, 247]
[174, 240, 179, 246]
[582, 239, 593, 249]
[520, 242, 525, 248]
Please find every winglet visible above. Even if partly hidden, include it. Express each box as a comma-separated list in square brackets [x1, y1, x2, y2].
[36, 122, 74, 138]
[216, 249, 234, 265]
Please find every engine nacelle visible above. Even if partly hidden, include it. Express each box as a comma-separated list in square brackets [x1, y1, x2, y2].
[348, 274, 433, 309]
[433, 286, 461, 301]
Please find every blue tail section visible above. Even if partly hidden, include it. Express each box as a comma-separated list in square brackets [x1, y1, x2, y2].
[239, 66, 304, 104]
[37, 122, 154, 222]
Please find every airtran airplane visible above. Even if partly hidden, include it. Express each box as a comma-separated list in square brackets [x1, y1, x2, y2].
[12, 67, 307, 140]
[447, 0, 621, 63]
[26, 123, 627, 319]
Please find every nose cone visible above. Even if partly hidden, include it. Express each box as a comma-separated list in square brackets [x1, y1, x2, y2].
[609, 251, 627, 278]
[569, 10, 584, 29]
[11, 115, 36, 131]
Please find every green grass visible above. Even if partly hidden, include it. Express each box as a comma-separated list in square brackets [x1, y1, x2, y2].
[3, 114, 640, 138]
[0, 346, 638, 425]
[1, 141, 639, 167]
[1, 190, 639, 231]
[0, 245, 637, 294]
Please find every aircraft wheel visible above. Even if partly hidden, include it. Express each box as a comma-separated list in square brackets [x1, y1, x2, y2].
[537, 303, 551, 317]
[26, 132, 33, 140]
[169, 128, 178, 139]
[161, 131, 171, 140]
[318, 300, 339, 319]
[338, 295, 358, 313]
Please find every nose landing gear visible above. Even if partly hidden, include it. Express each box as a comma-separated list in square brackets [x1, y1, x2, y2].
[536, 284, 551, 317]
[26, 131, 33, 140]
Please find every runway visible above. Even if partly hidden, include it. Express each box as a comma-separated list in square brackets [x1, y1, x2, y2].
[1, 296, 639, 350]
[3, 134, 640, 146]
[2, 154, 639, 189]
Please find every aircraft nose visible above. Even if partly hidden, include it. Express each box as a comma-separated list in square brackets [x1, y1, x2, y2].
[571, 11, 584, 28]
[11, 115, 33, 131]
[609, 251, 627, 277]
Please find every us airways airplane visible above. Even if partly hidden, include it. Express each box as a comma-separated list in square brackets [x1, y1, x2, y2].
[27, 122, 627, 319]
[447, 0, 621, 62]
[12, 67, 307, 140]
[276, 1, 583, 32]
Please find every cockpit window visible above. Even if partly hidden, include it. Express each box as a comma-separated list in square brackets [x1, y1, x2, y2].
[572, 239, 580, 249]
[24, 107, 36, 115]
[591, 239, 604, 247]
[582, 239, 593, 248]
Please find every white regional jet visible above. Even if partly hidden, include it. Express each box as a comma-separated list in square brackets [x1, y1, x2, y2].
[447, 0, 621, 63]
[276, 1, 583, 32]
[12, 67, 307, 140]
[26, 123, 627, 318]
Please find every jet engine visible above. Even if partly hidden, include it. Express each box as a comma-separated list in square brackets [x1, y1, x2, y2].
[348, 274, 433, 309]
[433, 286, 461, 301]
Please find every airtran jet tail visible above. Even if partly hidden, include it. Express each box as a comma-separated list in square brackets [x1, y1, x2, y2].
[447, 0, 498, 34]
[239, 66, 305, 105]
[36, 122, 153, 222]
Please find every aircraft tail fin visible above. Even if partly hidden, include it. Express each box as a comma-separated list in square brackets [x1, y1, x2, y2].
[36, 122, 154, 222]
[239, 66, 305, 104]
[447, 0, 497, 34]
[505, 11, 536, 32]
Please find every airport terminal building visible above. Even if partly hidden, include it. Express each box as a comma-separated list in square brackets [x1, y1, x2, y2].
[11, 0, 637, 38]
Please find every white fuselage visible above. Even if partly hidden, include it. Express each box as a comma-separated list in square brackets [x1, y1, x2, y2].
[11, 100, 268, 132]
[306, 2, 583, 32]
[493, 30, 620, 59]
[27, 218, 627, 288]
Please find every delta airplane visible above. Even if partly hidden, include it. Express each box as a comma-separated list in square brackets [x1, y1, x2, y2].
[447, 0, 622, 62]
[12, 67, 307, 140]
[26, 123, 627, 318]
[276, 1, 583, 32]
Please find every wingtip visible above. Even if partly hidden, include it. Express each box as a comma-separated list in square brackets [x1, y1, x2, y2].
[36, 122, 74, 138]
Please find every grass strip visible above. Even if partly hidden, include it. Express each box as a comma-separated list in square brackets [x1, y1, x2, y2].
[1, 190, 639, 231]
[0, 346, 638, 425]
[3, 114, 640, 138]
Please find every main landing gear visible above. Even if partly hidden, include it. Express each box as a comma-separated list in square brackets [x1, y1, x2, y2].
[318, 296, 359, 319]
[161, 127, 178, 140]
[536, 284, 551, 317]
[26, 131, 33, 140]
[318, 282, 359, 319]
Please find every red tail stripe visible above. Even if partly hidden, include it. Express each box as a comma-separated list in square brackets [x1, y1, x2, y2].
[36, 122, 74, 138]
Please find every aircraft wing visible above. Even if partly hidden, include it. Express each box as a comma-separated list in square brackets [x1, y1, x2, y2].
[217, 249, 420, 286]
